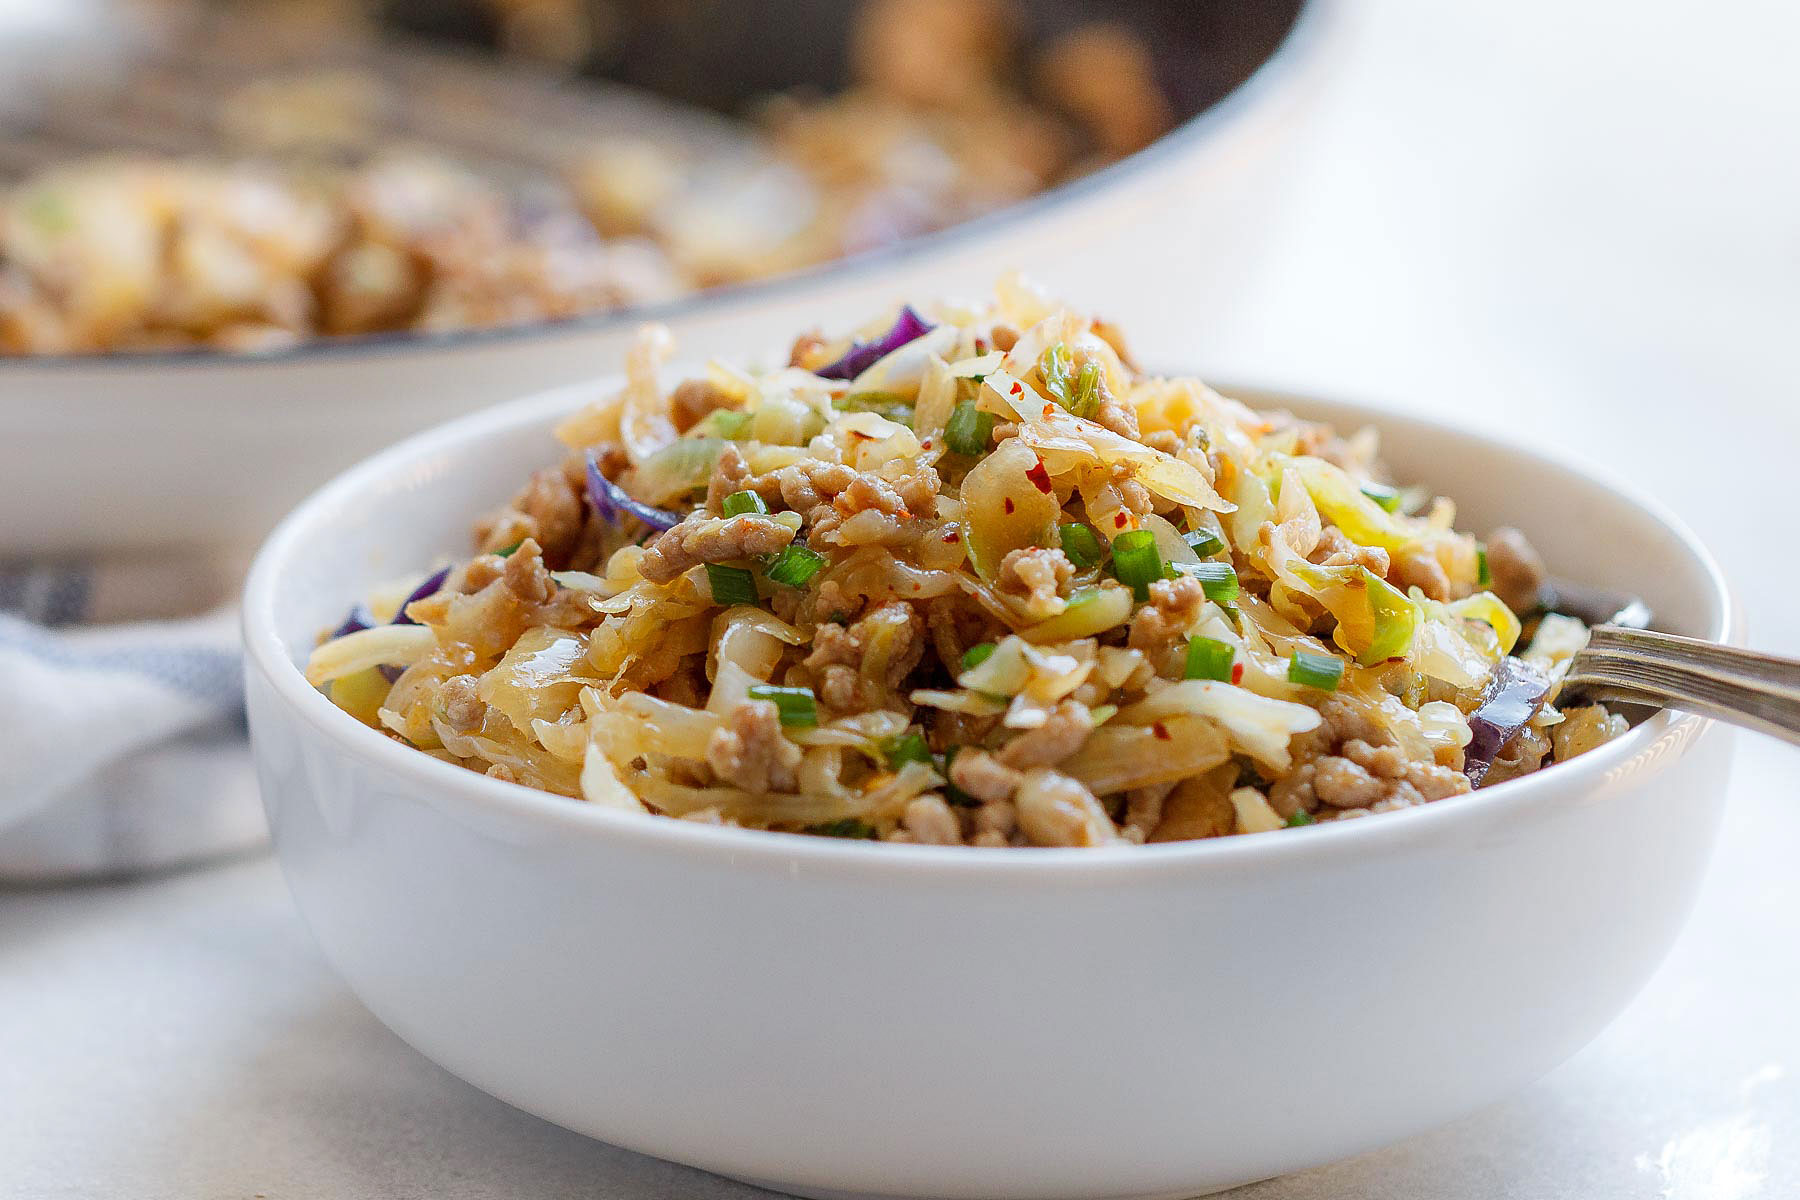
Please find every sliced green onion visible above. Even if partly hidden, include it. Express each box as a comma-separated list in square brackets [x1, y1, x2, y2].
[945, 401, 997, 456]
[1360, 481, 1404, 513]
[1179, 560, 1239, 606]
[1039, 342, 1073, 409]
[1059, 522, 1104, 569]
[1185, 635, 1235, 682]
[1110, 529, 1163, 601]
[494, 539, 524, 558]
[961, 642, 997, 671]
[1286, 810, 1317, 827]
[764, 543, 825, 588]
[807, 817, 877, 839]
[880, 730, 932, 770]
[1358, 569, 1417, 665]
[1476, 544, 1493, 589]
[1069, 360, 1102, 419]
[1287, 649, 1345, 692]
[746, 684, 818, 727]
[1183, 528, 1225, 558]
[1039, 343, 1103, 419]
[721, 489, 768, 517]
[704, 563, 759, 607]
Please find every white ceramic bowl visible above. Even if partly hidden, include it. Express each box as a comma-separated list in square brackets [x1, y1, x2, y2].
[0, 1, 1344, 561]
[244, 381, 1733, 1200]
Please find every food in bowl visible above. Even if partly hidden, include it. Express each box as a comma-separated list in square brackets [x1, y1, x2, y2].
[303, 276, 1630, 846]
[0, 0, 1172, 355]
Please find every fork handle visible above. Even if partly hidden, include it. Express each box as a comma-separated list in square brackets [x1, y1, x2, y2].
[1563, 625, 1800, 747]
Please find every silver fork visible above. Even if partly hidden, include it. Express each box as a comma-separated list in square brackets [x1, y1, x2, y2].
[1563, 626, 1800, 747]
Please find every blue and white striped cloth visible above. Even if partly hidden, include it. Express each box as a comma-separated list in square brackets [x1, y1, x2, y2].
[0, 558, 260, 879]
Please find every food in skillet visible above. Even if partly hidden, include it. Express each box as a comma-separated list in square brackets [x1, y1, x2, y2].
[0, 154, 685, 354]
[306, 278, 1630, 846]
[0, 0, 1169, 354]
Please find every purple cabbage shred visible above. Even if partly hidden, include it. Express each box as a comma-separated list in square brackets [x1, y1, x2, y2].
[815, 305, 934, 380]
[329, 605, 375, 640]
[585, 449, 682, 531]
[328, 564, 450, 670]
[391, 566, 452, 626]
[1463, 656, 1553, 786]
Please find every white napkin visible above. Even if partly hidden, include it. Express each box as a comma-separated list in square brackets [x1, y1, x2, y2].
[0, 556, 263, 880]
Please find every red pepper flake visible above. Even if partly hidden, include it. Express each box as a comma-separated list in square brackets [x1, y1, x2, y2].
[1004, 498, 1016, 514]
[1010, 381, 1024, 397]
[1231, 662, 1245, 685]
[1024, 459, 1053, 494]
[941, 530, 961, 543]
[1113, 512, 1129, 529]
[920, 438, 933, 450]
[1152, 721, 1171, 741]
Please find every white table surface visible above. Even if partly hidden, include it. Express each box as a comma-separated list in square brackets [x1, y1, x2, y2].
[7, 2, 1800, 1196]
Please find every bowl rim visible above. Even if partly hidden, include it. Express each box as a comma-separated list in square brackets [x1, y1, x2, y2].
[8, 0, 1339, 375]
[243, 372, 1736, 880]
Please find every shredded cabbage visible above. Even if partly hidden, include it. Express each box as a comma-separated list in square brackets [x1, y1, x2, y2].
[306, 276, 1614, 847]
[1116, 681, 1322, 771]
[305, 624, 435, 686]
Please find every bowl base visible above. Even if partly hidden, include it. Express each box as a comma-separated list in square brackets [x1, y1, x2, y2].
[720, 1172, 1272, 1200]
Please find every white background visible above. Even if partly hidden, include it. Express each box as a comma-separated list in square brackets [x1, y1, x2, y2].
[5, 2, 1799, 1197]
